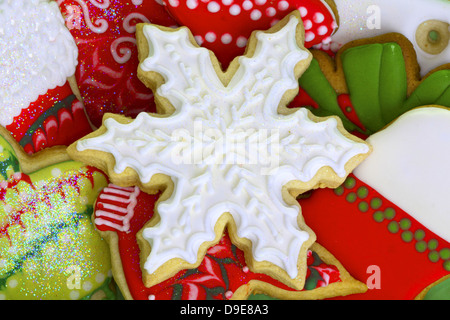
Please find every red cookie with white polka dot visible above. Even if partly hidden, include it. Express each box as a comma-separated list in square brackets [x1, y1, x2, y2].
[164, 0, 339, 68]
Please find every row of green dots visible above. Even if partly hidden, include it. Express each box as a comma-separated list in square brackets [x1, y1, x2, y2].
[334, 177, 450, 271]
[337, 185, 384, 214]
[373, 207, 396, 222]
[334, 177, 357, 196]
[388, 219, 450, 271]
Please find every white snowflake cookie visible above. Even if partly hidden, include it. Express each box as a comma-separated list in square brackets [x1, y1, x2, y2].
[68, 11, 371, 290]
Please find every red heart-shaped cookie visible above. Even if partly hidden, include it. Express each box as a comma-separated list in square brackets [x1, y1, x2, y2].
[163, 0, 338, 68]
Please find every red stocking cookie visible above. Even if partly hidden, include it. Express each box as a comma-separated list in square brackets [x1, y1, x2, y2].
[301, 106, 450, 299]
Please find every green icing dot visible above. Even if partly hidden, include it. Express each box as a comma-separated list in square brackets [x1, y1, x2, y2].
[440, 248, 450, 260]
[429, 251, 440, 263]
[384, 207, 396, 220]
[373, 211, 384, 223]
[428, 30, 440, 43]
[358, 201, 369, 212]
[416, 241, 428, 253]
[346, 192, 357, 203]
[344, 177, 356, 189]
[428, 239, 439, 251]
[370, 197, 382, 210]
[345, 106, 352, 113]
[357, 186, 369, 199]
[399, 218, 411, 230]
[388, 221, 399, 234]
[401, 231, 414, 243]
[444, 260, 450, 272]
[334, 186, 344, 196]
[414, 229, 426, 241]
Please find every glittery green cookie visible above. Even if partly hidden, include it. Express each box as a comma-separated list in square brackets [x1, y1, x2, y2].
[0, 126, 113, 300]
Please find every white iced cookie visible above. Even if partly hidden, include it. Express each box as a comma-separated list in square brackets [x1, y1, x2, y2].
[69, 12, 371, 290]
[354, 106, 450, 243]
[0, 0, 78, 127]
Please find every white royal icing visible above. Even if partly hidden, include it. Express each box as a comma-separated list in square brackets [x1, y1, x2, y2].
[329, 0, 450, 76]
[0, 0, 78, 127]
[354, 107, 450, 243]
[77, 16, 369, 279]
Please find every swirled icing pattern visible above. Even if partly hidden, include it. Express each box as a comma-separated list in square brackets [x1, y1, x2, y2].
[0, 0, 78, 127]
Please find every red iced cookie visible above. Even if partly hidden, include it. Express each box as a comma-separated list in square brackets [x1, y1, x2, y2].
[163, 0, 338, 68]
[301, 174, 450, 299]
[301, 107, 450, 299]
[7, 83, 92, 154]
[57, 0, 178, 127]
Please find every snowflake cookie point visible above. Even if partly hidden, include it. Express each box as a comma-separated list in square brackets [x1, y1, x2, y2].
[68, 11, 371, 291]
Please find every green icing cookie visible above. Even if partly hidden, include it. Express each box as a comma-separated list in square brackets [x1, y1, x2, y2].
[0, 133, 114, 300]
[423, 277, 450, 300]
[299, 40, 450, 135]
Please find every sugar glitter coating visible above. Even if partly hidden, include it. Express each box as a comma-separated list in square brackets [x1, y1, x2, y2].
[0, 137, 111, 299]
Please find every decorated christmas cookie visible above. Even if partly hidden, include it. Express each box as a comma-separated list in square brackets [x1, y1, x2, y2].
[294, 33, 450, 136]
[163, 0, 339, 69]
[0, 0, 92, 154]
[327, 0, 450, 76]
[0, 126, 113, 300]
[57, 0, 178, 128]
[353, 106, 450, 245]
[300, 106, 450, 299]
[92, 184, 367, 300]
[68, 12, 371, 294]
